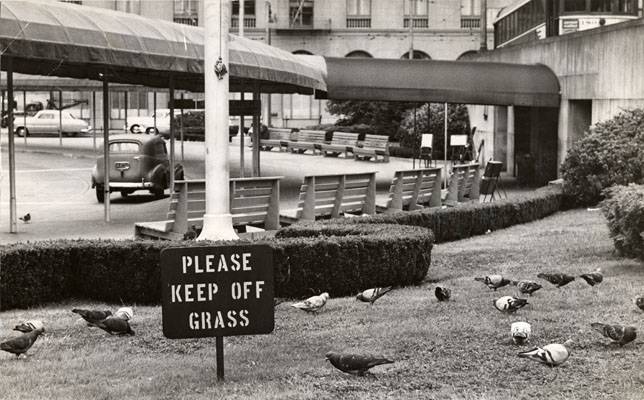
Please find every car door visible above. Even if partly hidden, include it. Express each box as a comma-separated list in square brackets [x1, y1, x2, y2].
[33, 112, 56, 134]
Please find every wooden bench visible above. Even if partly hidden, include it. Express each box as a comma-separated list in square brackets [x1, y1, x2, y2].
[286, 129, 328, 155]
[319, 132, 360, 158]
[354, 134, 390, 162]
[134, 177, 282, 240]
[259, 128, 293, 152]
[444, 163, 481, 206]
[280, 172, 376, 225]
[377, 168, 442, 213]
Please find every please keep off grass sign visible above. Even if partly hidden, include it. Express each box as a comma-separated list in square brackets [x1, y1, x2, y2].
[160, 245, 274, 339]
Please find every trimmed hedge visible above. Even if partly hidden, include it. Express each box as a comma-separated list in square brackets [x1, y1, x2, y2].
[0, 224, 433, 310]
[601, 184, 644, 260]
[320, 186, 562, 243]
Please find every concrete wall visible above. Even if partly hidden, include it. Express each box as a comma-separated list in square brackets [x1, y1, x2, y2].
[470, 18, 644, 174]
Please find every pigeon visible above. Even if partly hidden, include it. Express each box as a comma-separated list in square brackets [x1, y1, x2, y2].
[474, 275, 512, 291]
[590, 323, 637, 346]
[518, 343, 570, 367]
[183, 225, 199, 240]
[325, 351, 394, 376]
[356, 287, 392, 305]
[13, 319, 44, 333]
[579, 269, 603, 286]
[514, 280, 542, 296]
[537, 272, 575, 288]
[633, 297, 644, 312]
[291, 292, 330, 313]
[0, 328, 45, 358]
[494, 296, 529, 313]
[114, 307, 134, 321]
[72, 308, 113, 325]
[94, 316, 135, 336]
[434, 286, 451, 302]
[18, 213, 31, 223]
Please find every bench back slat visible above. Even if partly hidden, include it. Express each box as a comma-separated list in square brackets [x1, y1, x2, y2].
[267, 128, 292, 140]
[385, 168, 442, 212]
[293, 130, 327, 143]
[330, 132, 360, 146]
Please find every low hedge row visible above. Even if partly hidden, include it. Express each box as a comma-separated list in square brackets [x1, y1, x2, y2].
[322, 186, 562, 243]
[0, 224, 433, 310]
[601, 184, 644, 260]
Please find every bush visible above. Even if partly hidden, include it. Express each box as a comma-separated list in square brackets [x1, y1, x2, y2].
[561, 108, 644, 206]
[0, 225, 433, 310]
[601, 183, 644, 259]
[323, 186, 562, 243]
[326, 100, 417, 139]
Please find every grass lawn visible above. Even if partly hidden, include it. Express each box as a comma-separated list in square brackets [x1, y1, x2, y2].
[1, 208, 643, 400]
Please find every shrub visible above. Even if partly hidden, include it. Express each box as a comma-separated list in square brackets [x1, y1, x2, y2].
[326, 100, 416, 139]
[0, 225, 432, 310]
[561, 108, 644, 206]
[601, 183, 644, 260]
[323, 186, 562, 243]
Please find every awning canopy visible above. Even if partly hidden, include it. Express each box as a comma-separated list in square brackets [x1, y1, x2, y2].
[0, 0, 326, 94]
[317, 57, 560, 107]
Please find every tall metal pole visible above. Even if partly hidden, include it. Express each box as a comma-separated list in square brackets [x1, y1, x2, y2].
[92, 90, 97, 151]
[58, 90, 63, 146]
[265, 1, 272, 127]
[408, 0, 414, 59]
[22, 90, 26, 145]
[102, 71, 111, 222]
[443, 102, 448, 189]
[153, 91, 157, 132]
[198, 0, 237, 240]
[239, 0, 245, 178]
[480, 0, 488, 51]
[180, 92, 185, 162]
[252, 83, 260, 176]
[7, 56, 17, 233]
[124, 90, 128, 133]
[169, 75, 176, 192]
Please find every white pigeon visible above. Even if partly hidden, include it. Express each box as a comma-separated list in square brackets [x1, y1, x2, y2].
[518, 343, 570, 367]
[114, 307, 134, 321]
[291, 292, 330, 313]
[356, 287, 392, 305]
[13, 319, 45, 333]
[494, 296, 529, 313]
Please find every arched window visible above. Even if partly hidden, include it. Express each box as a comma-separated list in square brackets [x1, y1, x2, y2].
[345, 50, 373, 58]
[400, 50, 431, 60]
[457, 50, 479, 60]
[292, 49, 314, 55]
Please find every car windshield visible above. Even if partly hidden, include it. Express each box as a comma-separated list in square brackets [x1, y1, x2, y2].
[109, 142, 140, 153]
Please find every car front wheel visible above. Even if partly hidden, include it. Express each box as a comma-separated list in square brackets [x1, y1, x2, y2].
[146, 127, 159, 135]
[130, 124, 141, 133]
[16, 127, 28, 137]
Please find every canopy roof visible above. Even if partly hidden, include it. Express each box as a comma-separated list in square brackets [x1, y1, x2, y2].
[317, 57, 560, 107]
[0, 0, 326, 94]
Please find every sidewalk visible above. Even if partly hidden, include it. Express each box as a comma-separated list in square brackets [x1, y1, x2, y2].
[0, 131, 529, 243]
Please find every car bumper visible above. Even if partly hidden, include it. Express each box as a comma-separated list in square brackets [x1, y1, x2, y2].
[107, 182, 155, 189]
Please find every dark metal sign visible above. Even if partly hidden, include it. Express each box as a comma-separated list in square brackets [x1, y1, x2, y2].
[160, 245, 274, 339]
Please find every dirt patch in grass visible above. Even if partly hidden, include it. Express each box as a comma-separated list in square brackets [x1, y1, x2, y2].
[1, 208, 643, 399]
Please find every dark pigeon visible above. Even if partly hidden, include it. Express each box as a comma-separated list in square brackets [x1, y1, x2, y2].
[72, 309, 112, 325]
[634, 297, 644, 312]
[579, 270, 603, 286]
[434, 286, 451, 302]
[474, 275, 511, 291]
[18, 213, 31, 223]
[0, 328, 45, 358]
[94, 316, 135, 336]
[591, 323, 636, 346]
[515, 280, 542, 296]
[183, 225, 199, 240]
[356, 287, 393, 305]
[325, 351, 394, 376]
[537, 272, 575, 288]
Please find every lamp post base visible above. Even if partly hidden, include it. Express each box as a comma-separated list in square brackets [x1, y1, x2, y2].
[197, 213, 239, 241]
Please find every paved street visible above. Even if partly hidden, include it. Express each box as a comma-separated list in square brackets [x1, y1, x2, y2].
[0, 130, 521, 244]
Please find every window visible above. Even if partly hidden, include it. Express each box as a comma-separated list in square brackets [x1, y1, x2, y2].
[115, 0, 141, 14]
[345, 50, 373, 58]
[290, 1, 314, 27]
[39, 113, 54, 119]
[347, 0, 371, 15]
[109, 142, 140, 153]
[401, 50, 431, 59]
[461, 0, 481, 16]
[174, 0, 198, 25]
[232, 0, 255, 16]
[405, 0, 428, 28]
[563, 0, 587, 12]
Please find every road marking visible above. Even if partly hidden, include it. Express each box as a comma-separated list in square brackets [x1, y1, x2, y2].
[15, 168, 93, 173]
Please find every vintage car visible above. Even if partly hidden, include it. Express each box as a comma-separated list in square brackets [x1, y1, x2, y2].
[125, 109, 178, 136]
[91, 134, 183, 203]
[14, 110, 90, 137]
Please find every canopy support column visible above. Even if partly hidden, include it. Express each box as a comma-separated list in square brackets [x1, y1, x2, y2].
[102, 70, 111, 222]
[22, 91, 26, 145]
[507, 105, 515, 176]
[252, 83, 260, 176]
[443, 102, 448, 189]
[92, 91, 97, 151]
[198, 0, 238, 241]
[58, 90, 62, 146]
[169, 75, 176, 192]
[6, 56, 17, 233]
[240, 87, 245, 178]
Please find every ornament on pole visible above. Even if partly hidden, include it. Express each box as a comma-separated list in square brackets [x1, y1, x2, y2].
[214, 57, 228, 80]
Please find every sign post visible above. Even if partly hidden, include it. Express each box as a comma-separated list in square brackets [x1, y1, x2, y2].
[160, 244, 274, 381]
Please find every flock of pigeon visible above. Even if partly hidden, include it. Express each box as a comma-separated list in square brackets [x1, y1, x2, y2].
[0, 307, 134, 359]
[289, 268, 643, 375]
[2, 268, 642, 378]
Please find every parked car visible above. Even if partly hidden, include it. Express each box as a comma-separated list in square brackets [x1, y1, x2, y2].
[173, 110, 241, 141]
[1, 111, 25, 128]
[125, 109, 182, 136]
[14, 110, 90, 137]
[91, 134, 184, 203]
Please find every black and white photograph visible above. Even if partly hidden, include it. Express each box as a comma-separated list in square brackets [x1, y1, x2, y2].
[0, 0, 642, 398]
